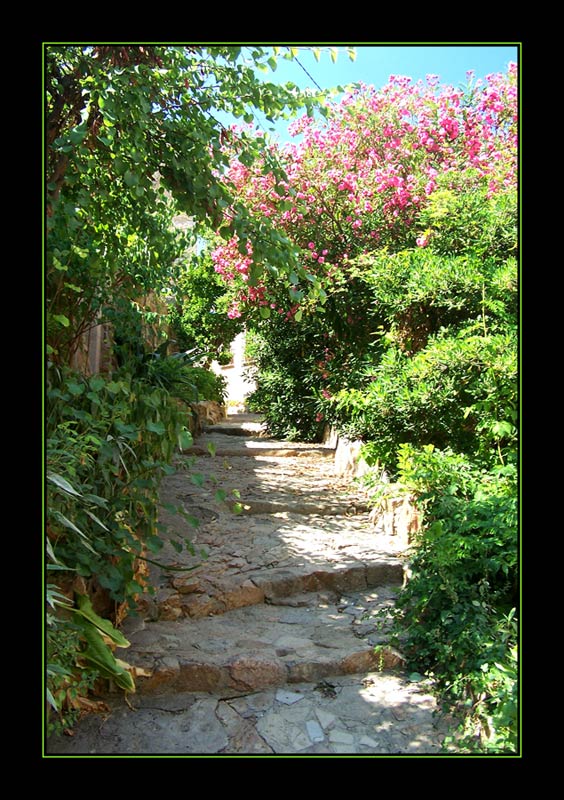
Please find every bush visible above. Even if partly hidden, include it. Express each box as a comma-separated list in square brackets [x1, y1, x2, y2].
[244, 317, 335, 441]
[167, 252, 244, 364]
[333, 326, 517, 476]
[382, 445, 518, 752]
[46, 364, 196, 733]
[183, 366, 227, 405]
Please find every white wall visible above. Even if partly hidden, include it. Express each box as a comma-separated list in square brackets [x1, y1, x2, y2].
[211, 332, 256, 409]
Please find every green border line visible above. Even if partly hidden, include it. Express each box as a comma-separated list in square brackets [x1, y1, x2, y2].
[43, 41, 522, 760]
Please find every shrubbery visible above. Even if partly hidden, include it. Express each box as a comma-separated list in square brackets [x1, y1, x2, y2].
[387, 445, 518, 751]
[212, 64, 519, 752]
[46, 44, 322, 734]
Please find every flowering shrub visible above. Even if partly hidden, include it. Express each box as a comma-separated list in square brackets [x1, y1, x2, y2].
[211, 65, 517, 322]
[209, 63, 519, 752]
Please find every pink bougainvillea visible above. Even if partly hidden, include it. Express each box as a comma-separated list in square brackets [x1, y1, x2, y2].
[211, 65, 517, 317]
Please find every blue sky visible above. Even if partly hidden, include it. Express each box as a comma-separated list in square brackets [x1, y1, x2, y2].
[246, 44, 519, 143]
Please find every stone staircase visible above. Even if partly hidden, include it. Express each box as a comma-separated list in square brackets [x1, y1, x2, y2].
[47, 415, 454, 755]
[122, 415, 407, 696]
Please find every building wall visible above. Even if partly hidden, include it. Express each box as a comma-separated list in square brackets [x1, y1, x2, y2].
[211, 332, 256, 409]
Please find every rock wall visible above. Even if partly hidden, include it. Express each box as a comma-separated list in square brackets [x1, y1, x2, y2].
[333, 436, 370, 479]
[332, 435, 419, 549]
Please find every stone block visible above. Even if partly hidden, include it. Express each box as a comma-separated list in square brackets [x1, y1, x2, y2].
[287, 661, 338, 683]
[171, 577, 203, 595]
[339, 650, 382, 674]
[180, 593, 226, 618]
[365, 561, 403, 587]
[306, 719, 325, 743]
[221, 580, 265, 610]
[176, 662, 226, 692]
[328, 729, 355, 744]
[228, 656, 288, 691]
[136, 656, 179, 694]
[275, 690, 305, 705]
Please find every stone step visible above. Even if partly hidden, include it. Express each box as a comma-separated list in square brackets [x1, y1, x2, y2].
[121, 587, 405, 696]
[237, 498, 369, 516]
[189, 444, 335, 459]
[152, 555, 404, 620]
[203, 425, 266, 438]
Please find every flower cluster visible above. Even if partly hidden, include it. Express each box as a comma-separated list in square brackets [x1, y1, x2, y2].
[210, 65, 517, 316]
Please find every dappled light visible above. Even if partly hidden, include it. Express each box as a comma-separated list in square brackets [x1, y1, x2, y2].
[46, 44, 518, 756]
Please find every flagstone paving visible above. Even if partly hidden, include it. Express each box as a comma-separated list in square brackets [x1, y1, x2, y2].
[46, 414, 457, 757]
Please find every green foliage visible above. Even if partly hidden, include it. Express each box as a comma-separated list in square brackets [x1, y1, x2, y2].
[417, 175, 518, 263]
[46, 44, 330, 732]
[46, 44, 325, 365]
[244, 277, 378, 440]
[184, 367, 227, 405]
[333, 325, 517, 475]
[47, 364, 194, 599]
[168, 253, 244, 363]
[382, 447, 518, 752]
[245, 316, 333, 441]
[46, 363, 197, 727]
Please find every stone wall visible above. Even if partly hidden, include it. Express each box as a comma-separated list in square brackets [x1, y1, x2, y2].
[333, 436, 370, 479]
[332, 434, 419, 549]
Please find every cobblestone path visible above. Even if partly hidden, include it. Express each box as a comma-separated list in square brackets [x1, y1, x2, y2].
[46, 415, 456, 757]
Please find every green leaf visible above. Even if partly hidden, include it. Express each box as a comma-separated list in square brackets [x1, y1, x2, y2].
[74, 593, 130, 647]
[231, 489, 241, 499]
[46, 687, 59, 712]
[64, 282, 83, 293]
[47, 473, 82, 497]
[146, 420, 166, 435]
[124, 170, 139, 187]
[232, 502, 244, 514]
[67, 382, 85, 396]
[79, 624, 135, 692]
[313, 48, 321, 62]
[51, 512, 97, 554]
[207, 442, 217, 457]
[330, 47, 338, 64]
[267, 57, 278, 72]
[259, 306, 271, 319]
[84, 509, 109, 531]
[69, 126, 87, 145]
[215, 489, 227, 502]
[178, 428, 193, 451]
[89, 375, 106, 392]
[52, 314, 70, 328]
[347, 47, 357, 62]
[191, 473, 205, 487]
[294, 308, 303, 322]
